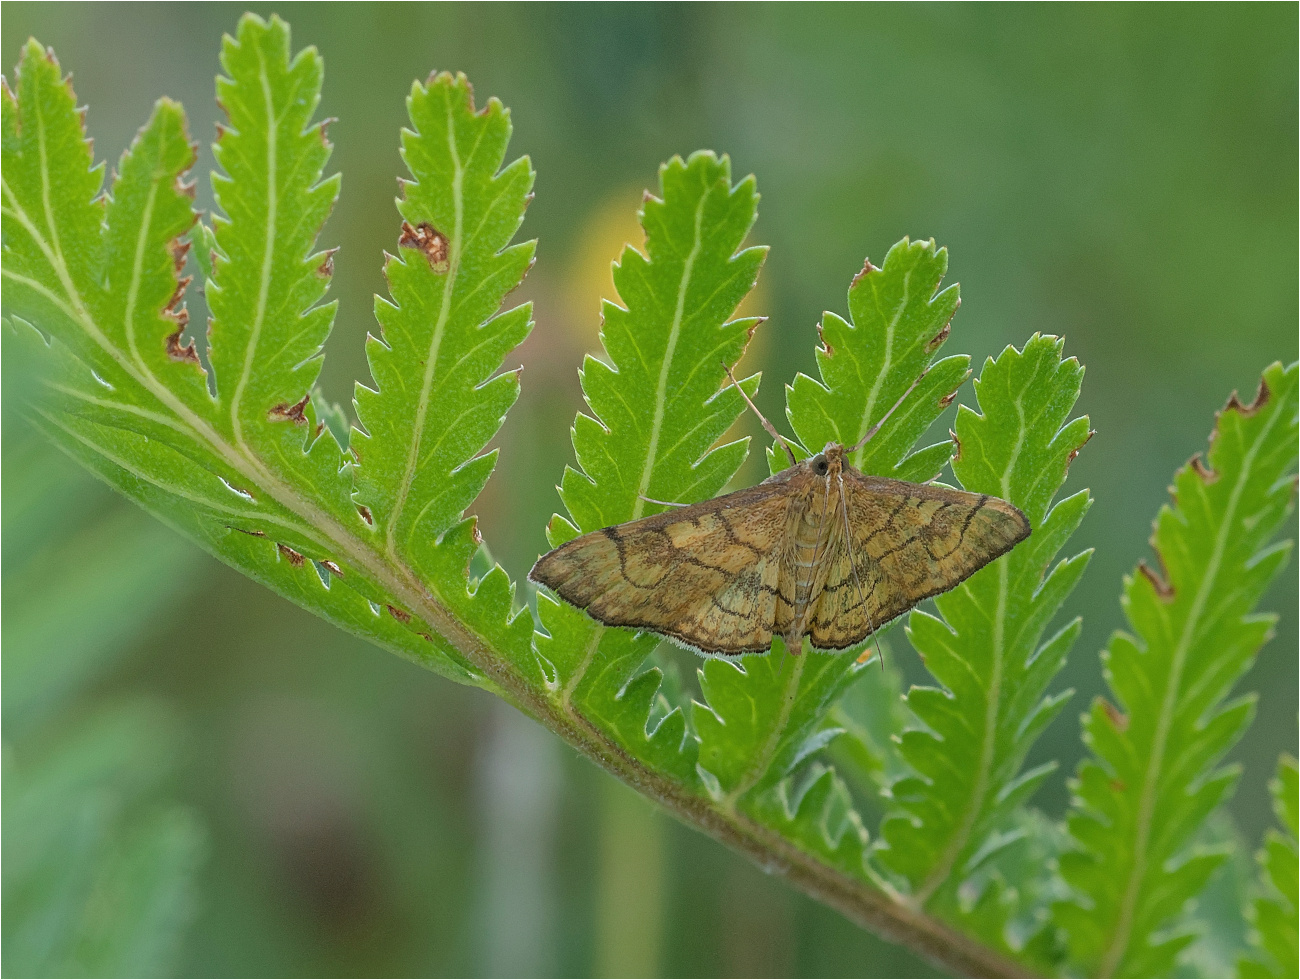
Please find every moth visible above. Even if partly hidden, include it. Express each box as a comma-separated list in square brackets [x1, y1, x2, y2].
[530, 370, 1030, 657]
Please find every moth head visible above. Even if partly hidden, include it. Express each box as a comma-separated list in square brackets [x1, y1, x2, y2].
[809, 443, 845, 479]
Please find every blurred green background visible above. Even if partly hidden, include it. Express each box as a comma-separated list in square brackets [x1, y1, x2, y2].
[2, 3, 1296, 976]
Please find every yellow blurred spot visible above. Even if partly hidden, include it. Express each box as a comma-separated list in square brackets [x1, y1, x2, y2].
[562, 186, 770, 364]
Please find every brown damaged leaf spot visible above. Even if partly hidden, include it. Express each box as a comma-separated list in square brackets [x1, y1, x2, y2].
[1190, 453, 1219, 484]
[1067, 429, 1096, 470]
[1223, 376, 1271, 419]
[949, 429, 962, 463]
[418, 632, 434, 643]
[1100, 698, 1130, 732]
[925, 319, 952, 355]
[168, 238, 191, 273]
[1138, 559, 1175, 601]
[278, 544, 305, 567]
[316, 248, 337, 279]
[387, 604, 412, 624]
[357, 504, 374, 526]
[268, 394, 310, 425]
[816, 320, 834, 358]
[320, 560, 343, 577]
[165, 275, 193, 317]
[850, 257, 878, 289]
[1110, 779, 1127, 794]
[165, 329, 200, 364]
[230, 527, 267, 538]
[398, 221, 450, 273]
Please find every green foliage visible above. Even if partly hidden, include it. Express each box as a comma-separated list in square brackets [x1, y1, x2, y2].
[1239, 756, 1299, 978]
[783, 239, 967, 483]
[0, 16, 533, 694]
[3, 15, 1297, 978]
[1055, 362, 1298, 977]
[693, 239, 968, 864]
[877, 336, 1092, 950]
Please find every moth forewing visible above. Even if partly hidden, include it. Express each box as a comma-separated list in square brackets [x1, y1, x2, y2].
[529, 444, 1031, 658]
[529, 485, 792, 656]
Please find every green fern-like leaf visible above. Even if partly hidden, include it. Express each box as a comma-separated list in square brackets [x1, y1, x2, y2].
[0, 15, 534, 694]
[1055, 362, 1298, 977]
[533, 151, 765, 782]
[1239, 755, 1299, 978]
[875, 334, 1093, 951]
[348, 68, 539, 679]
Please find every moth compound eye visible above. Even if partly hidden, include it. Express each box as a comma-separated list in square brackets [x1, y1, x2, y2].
[813, 455, 829, 475]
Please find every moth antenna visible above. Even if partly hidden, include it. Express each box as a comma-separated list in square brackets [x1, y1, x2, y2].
[722, 361, 798, 466]
[639, 494, 690, 509]
[847, 369, 929, 456]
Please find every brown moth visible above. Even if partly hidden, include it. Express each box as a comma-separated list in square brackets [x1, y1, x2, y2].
[529, 372, 1030, 658]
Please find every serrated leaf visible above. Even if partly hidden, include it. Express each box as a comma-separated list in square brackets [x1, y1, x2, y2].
[1055, 362, 1298, 978]
[748, 762, 872, 879]
[1, 15, 537, 693]
[826, 645, 912, 817]
[533, 151, 766, 782]
[1238, 755, 1299, 978]
[346, 67, 540, 677]
[783, 237, 968, 482]
[876, 334, 1093, 950]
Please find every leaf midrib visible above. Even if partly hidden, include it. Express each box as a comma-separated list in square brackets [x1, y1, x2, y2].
[631, 187, 708, 522]
[850, 265, 911, 470]
[7, 51, 1039, 978]
[228, 46, 279, 451]
[386, 86, 471, 562]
